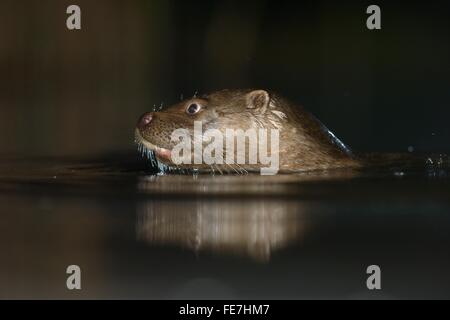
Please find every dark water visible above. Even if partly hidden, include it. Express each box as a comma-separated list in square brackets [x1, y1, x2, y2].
[1, 155, 450, 299]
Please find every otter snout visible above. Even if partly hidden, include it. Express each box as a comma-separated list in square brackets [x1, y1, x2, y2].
[137, 112, 153, 131]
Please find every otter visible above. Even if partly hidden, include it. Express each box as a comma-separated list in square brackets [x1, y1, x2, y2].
[135, 89, 419, 174]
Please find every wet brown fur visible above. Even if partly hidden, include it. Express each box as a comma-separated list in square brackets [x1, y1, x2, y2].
[136, 89, 419, 173]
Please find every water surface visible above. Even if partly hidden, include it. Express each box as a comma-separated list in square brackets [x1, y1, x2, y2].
[1, 155, 450, 299]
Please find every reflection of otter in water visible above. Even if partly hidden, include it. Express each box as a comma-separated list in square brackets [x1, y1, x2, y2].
[135, 89, 420, 173]
[136, 197, 309, 261]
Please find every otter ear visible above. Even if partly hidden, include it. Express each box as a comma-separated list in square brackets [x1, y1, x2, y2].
[246, 90, 270, 113]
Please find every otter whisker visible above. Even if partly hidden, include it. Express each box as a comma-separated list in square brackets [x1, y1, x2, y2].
[214, 164, 224, 175]
[235, 163, 248, 175]
[135, 133, 160, 171]
[225, 163, 240, 175]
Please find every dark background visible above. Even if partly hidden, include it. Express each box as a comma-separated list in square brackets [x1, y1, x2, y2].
[1, 1, 450, 300]
[1, 0, 449, 157]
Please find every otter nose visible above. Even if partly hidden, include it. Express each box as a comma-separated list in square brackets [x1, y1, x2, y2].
[137, 112, 153, 130]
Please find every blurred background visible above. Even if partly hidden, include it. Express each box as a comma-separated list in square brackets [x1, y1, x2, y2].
[0, 0, 449, 157]
[2, 0, 450, 299]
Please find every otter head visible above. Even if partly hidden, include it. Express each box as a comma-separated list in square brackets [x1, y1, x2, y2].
[135, 89, 283, 172]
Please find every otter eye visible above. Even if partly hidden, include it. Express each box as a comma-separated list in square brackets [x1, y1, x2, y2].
[186, 103, 201, 115]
